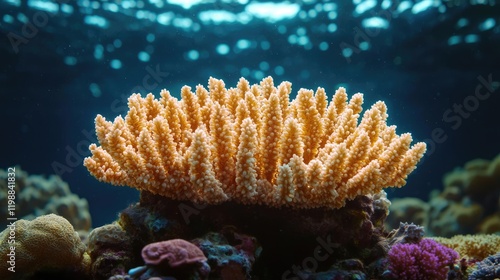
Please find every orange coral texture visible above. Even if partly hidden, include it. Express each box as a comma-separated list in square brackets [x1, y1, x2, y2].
[84, 77, 426, 208]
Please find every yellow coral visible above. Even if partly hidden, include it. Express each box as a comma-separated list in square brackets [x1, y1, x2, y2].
[433, 234, 500, 260]
[0, 214, 86, 279]
[84, 76, 426, 208]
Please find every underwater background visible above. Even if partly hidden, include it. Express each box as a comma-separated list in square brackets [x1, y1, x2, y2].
[1, 0, 499, 229]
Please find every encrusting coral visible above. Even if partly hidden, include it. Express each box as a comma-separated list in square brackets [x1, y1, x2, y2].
[142, 239, 207, 267]
[84, 76, 426, 208]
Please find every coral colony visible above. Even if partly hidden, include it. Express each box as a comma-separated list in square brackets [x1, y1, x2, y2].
[84, 76, 426, 208]
[6, 76, 500, 279]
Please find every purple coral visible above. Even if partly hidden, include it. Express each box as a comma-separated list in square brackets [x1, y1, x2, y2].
[386, 238, 459, 280]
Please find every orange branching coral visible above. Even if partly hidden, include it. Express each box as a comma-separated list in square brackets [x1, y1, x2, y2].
[84, 77, 426, 208]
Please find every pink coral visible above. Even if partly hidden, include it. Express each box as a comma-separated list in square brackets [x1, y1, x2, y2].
[386, 238, 459, 280]
[142, 239, 207, 267]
